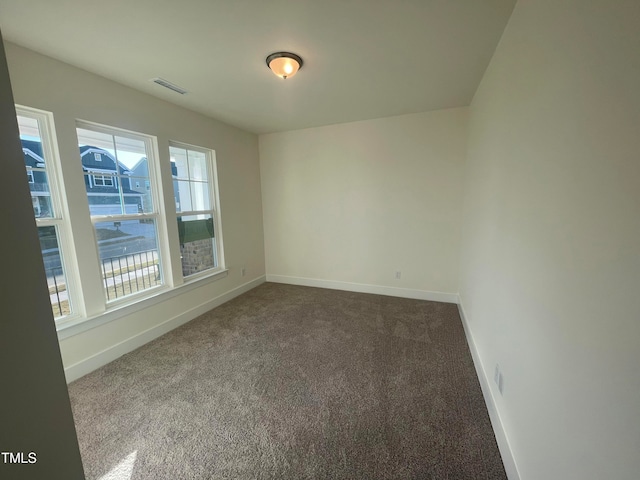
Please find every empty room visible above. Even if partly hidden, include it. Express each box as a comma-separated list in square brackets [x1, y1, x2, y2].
[1, 0, 639, 479]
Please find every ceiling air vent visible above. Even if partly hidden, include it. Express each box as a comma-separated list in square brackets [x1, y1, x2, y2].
[150, 77, 188, 95]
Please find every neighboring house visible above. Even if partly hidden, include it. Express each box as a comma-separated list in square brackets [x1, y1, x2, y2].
[22, 139, 51, 218]
[170, 159, 180, 210]
[129, 156, 151, 197]
[79, 145, 143, 216]
[21, 139, 174, 218]
[130, 156, 180, 210]
[23, 139, 147, 217]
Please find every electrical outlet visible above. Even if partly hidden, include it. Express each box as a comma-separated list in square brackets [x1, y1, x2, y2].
[395, 271, 401, 280]
[498, 372, 504, 395]
[240, 266, 246, 277]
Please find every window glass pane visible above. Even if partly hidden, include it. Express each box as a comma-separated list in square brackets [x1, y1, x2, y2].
[123, 192, 145, 215]
[18, 117, 55, 218]
[18, 115, 40, 137]
[30, 171, 53, 218]
[170, 146, 189, 179]
[18, 109, 74, 320]
[32, 194, 54, 219]
[190, 181, 210, 211]
[178, 215, 216, 276]
[85, 174, 125, 215]
[95, 219, 161, 300]
[175, 180, 192, 213]
[38, 226, 71, 318]
[171, 142, 220, 278]
[128, 176, 153, 214]
[79, 129, 154, 216]
[188, 151, 208, 181]
[79, 122, 163, 302]
[77, 128, 116, 154]
[114, 136, 147, 175]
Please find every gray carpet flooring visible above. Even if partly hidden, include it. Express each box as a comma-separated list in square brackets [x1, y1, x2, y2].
[68, 283, 507, 479]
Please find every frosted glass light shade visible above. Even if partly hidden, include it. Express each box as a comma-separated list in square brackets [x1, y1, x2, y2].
[266, 52, 303, 79]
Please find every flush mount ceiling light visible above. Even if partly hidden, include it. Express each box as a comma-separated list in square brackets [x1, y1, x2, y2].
[266, 52, 303, 79]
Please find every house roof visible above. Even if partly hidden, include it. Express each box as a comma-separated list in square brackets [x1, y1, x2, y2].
[79, 145, 132, 175]
[21, 139, 46, 168]
[21, 139, 142, 195]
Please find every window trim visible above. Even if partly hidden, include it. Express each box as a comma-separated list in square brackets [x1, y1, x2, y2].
[16, 107, 234, 334]
[16, 105, 82, 322]
[76, 120, 170, 307]
[169, 140, 225, 281]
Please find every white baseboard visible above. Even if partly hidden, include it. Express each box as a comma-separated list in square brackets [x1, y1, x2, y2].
[457, 301, 521, 480]
[266, 274, 459, 304]
[64, 275, 266, 383]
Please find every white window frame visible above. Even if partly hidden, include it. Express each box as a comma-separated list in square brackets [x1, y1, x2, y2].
[76, 120, 169, 307]
[92, 173, 114, 187]
[26, 168, 34, 183]
[16, 105, 81, 323]
[169, 141, 225, 282]
[14, 107, 231, 337]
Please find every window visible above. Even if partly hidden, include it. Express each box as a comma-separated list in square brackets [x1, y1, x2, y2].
[93, 174, 114, 187]
[16, 107, 75, 319]
[77, 122, 164, 301]
[16, 106, 228, 331]
[170, 142, 223, 278]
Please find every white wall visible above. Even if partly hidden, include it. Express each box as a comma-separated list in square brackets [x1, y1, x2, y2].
[260, 108, 467, 301]
[5, 43, 266, 378]
[458, 0, 640, 478]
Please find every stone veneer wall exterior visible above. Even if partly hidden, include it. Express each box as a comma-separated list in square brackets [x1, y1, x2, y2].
[180, 238, 215, 276]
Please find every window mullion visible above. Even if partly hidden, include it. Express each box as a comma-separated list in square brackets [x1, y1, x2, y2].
[91, 213, 158, 223]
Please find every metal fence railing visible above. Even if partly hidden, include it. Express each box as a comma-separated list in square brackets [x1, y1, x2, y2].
[46, 266, 66, 318]
[43, 248, 161, 317]
[100, 249, 161, 300]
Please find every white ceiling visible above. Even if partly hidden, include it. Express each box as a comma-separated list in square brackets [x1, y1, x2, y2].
[0, 0, 515, 134]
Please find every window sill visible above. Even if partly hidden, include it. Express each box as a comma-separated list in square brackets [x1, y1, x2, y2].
[56, 268, 228, 340]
